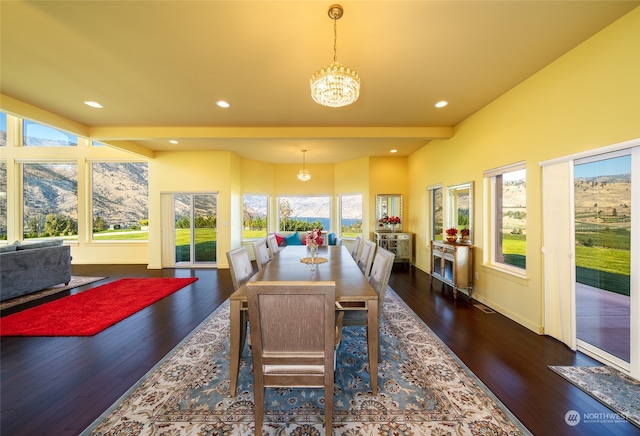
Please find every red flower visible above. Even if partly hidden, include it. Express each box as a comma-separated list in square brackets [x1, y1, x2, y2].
[461, 228, 470, 236]
[305, 229, 323, 247]
[446, 227, 458, 236]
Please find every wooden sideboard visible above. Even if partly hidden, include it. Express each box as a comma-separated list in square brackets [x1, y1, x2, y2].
[430, 240, 473, 299]
[374, 231, 413, 264]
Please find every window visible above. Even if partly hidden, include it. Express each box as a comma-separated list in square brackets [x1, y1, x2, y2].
[0, 161, 6, 240]
[243, 194, 268, 239]
[23, 120, 77, 146]
[428, 184, 443, 241]
[0, 112, 7, 146]
[91, 162, 148, 241]
[485, 162, 526, 270]
[278, 195, 331, 231]
[339, 193, 362, 238]
[22, 162, 78, 240]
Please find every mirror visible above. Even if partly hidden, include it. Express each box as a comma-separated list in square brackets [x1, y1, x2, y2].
[376, 194, 403, 231]
[446, 182, 473, 243]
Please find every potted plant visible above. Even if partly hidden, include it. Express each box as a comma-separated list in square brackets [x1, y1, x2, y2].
[460, 228, 470, 242]
[446, 227, 458, 243]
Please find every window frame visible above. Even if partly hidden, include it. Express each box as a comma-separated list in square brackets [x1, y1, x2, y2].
[484, 161, 527, 275]
[427, 184, 443, 242]
[242, 193, 269, 240]
[338, 193, 363, 239]
[277, 194, 332, 232]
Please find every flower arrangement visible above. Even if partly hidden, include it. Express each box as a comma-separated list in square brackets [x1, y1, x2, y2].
[378, 216, 401, 225]
[461, 228, 469, 237]
[305, 228, 323, 248]
[446, 227, 458, 236]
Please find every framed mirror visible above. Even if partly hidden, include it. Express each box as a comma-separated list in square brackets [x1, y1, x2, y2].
[376, 194, 403, 231]
[446, 182, 473, 243]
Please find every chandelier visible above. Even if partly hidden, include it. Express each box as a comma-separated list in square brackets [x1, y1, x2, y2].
[297, 149, 311, 181]
[310, 4, 360, 108]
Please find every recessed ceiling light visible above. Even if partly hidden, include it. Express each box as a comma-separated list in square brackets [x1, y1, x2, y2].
[390, 149, 398, 153]
[435, 101, 448, 108]
[169, 140, 179, 144]
[84, 101, 103, 108]
[216, 100, 230, 108]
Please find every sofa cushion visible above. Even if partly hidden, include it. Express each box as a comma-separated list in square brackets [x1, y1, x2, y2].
[328, 232, 336, 245]
[16, 239, 64, 250]
[0, 244, 18, 253]
[284, 233, 302, 246]
[274, 233, 285, 247]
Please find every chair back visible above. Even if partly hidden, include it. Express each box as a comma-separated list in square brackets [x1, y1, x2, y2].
[247, 281, 335, 435]
[368, 247, 395, 313]
[226, 246, 254, 291]
[350, 235, 363, 262]
[252, 239, 271, 271]
[357, 240, 376, 277]
[266, 234, 280, 258]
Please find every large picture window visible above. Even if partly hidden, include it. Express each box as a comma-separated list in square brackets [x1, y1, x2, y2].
[485, 162, 526, 270]
[243, 194, 268, 239]
[278, 195, 331, 231]
[22, 162, 78, 240]
[23, 120, 77, 147]
[339, 193, 362, 238]
[91, 162, 148, 241]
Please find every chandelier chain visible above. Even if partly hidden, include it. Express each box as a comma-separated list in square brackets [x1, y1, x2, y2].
[333, 15, 338, 62]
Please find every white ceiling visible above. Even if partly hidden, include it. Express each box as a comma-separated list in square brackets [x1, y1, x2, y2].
[1, 1, 638, 163]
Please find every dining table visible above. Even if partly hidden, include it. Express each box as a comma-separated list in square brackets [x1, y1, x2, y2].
[228, 244, 380, 396]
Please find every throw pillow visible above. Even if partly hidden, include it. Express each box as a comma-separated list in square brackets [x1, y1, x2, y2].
[284, 233, 302, 246]
[274, 233, 285, 246]
[328, 233, 336, 245]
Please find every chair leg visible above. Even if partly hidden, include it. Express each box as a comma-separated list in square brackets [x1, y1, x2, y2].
[254, 384, 264, 435]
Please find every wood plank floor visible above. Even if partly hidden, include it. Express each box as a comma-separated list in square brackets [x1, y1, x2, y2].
[1, 263, 638, 435]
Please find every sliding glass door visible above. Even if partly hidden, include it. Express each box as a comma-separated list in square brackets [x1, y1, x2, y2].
[174, 193, 217, 267]
[574, 149, 637, 374]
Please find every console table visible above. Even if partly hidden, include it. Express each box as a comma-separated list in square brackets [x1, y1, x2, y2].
[374, 231, 413, 264]
[430, 240, 473, 299]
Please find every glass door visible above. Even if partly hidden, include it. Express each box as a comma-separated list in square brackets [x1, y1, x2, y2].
[574, 151, 633, 370]
[174, 193, 217, 267]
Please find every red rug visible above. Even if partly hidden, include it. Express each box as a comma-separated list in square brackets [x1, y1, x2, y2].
[0, 278, 198, 337]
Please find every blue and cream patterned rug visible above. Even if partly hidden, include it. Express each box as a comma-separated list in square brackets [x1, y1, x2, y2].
[83, 289, 530, 435]
[549, 365, 640, 428]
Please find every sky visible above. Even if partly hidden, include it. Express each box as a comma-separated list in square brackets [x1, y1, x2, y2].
[574, 155, 631, 178]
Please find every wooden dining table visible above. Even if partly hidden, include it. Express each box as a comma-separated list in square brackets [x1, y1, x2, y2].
[228, 245, 380, 396]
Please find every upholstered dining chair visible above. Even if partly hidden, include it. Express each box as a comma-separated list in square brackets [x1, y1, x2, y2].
[357, 240, 376, 277]
[350, 235, 363, 263]
[246, 281, 338, 436]
[252, 239, 272, 271]
[226, 246, 255, 356]
[337, 247, 395, 360]
[266, 234, 280, 258]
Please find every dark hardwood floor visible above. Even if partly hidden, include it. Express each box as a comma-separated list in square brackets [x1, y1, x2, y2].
[1, 263, 638, 435]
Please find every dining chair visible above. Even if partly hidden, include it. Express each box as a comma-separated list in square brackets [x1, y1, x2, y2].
[226, 246, 255, 358]
[247, 281, 338, 436]
[251, 239, 271, 271]
[337, 247, 395, 360]
[350, 235, 363, 263]
[266, 233, 280, 258]
[357, 240, 376, 277]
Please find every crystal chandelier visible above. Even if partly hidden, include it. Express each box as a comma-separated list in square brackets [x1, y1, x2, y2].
[297, 149, 311, 181]
[310, 4, 360, 108]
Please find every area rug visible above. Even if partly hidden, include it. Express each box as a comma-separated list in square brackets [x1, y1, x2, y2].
[0, 276, 106, 310]
[83, 288, 531, 435]
[0, 278, 198, 337]
[549, 365, 640, 428]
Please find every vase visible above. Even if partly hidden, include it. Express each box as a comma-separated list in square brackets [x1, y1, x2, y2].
[446, 235, 457, 243]
[460, 235, 469, 243]
[309, 246, 317, 271]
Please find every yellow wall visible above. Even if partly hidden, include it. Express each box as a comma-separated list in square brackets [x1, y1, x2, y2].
[147, 150, 233, 269]
[408, 7, 640, 333]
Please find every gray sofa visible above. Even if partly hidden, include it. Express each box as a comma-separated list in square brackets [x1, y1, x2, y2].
[0, 240, 72, 302]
